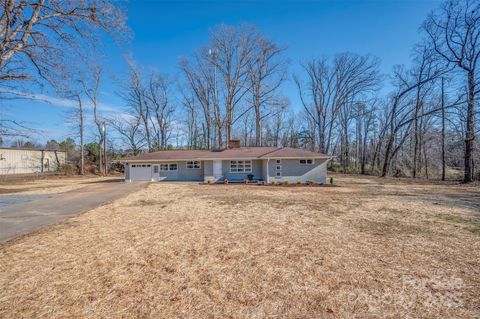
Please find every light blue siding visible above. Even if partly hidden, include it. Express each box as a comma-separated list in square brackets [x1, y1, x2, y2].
[178, 161, 203, 181]
[222, 160, 263, 181]
[267, 158, 327, 184]
[154, 161, 204, 181]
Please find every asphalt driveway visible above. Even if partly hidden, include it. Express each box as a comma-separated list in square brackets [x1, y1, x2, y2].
[0, 179, 148, 242]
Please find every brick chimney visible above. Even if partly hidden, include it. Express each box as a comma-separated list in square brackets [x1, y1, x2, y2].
[228, 139, 241, 149]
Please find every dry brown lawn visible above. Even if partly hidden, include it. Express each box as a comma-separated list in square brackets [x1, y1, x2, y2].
[0, 175, 120, 195]
[1, 174, 479, 318]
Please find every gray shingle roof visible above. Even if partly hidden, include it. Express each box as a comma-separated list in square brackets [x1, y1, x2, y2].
[124, 147, 328, 161]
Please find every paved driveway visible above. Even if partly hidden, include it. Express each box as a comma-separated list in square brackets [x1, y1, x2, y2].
[0, 179, 148, 242]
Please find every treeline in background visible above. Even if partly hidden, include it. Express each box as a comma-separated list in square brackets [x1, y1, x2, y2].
[0, 0, 478, 182]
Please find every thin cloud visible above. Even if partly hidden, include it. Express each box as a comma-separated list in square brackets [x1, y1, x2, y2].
[0, 89, 120, 112]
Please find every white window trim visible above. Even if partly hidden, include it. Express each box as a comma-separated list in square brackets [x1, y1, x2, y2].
[158, 163, 179, 171]
[299, 159, 315, 165]
[186, 161, 201, 169]
[229, 160, 252, 173]
[132, 164, 151, 168]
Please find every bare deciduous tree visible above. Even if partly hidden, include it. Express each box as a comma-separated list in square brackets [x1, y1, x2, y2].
[107, 115, 145, 155]
[423, 0, 480, 182]
[81, 65, 104, 175]
[179, 52, 214, 148]
[0, 0, 127, 83]
[248, 36, 287, 146]
[120, 62, 153, 152]
[209, 24, 258, 146]
[295, 53, 381, 154]
[146, 71, 175, 150]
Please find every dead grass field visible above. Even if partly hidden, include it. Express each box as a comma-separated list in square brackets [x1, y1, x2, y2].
[0, 174, 479, 318]
[0, 175, 120, 195]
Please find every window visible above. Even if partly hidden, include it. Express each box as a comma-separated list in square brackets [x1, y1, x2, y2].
[160, 163, 178, 171]
[299, 159, 314, 165]
[186, 161, 201, 169]
[276, 159, 282, 177]
[153, 165, 159, 173]
[230, 160, 252, 173]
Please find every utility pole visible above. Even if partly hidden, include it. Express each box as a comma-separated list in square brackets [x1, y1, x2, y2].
[103, 122, 107, 176]
[78, 95, 84, 175]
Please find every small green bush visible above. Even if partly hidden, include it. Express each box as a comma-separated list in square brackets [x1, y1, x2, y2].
[330, 177, 334, 184]
[283, 180, 290, 185]
[307, 180, 315, 185]
[296, 180, 302, 185]
[271, 179, 276, 185]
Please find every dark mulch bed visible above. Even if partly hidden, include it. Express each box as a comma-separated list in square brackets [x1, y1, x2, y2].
[201, 182, 338, 187]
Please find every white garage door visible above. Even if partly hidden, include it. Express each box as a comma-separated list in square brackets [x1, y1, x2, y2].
[130, 164, 152, 181]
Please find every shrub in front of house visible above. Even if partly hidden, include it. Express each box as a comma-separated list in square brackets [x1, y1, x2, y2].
[271, 180, 276, 185]
[307, 180, 315, 185]
[283, 180, 290, 185]
[296, 180, 302, 185]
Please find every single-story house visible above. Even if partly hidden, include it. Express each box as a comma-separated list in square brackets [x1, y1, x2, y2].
[123, 140, 329, 184]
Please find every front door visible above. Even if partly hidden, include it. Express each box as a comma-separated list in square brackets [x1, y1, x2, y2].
[213, 160, 223, 181]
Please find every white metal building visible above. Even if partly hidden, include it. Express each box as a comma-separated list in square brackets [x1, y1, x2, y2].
[0, 148, 66, 175]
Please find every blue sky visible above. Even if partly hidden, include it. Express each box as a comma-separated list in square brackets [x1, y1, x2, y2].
[2, 0, 442, 145]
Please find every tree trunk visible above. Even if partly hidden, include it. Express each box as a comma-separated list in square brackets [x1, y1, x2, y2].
[441, 78, 445, 181]
[423, 140, 429, 179]
[255, 105, 261, 146]
[464, 71, 475, 183]
[41, 150, 44, 173]
[54, 150, 60, 171]
[382, 127, 396, 177]
[412, 88, 422, 179]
